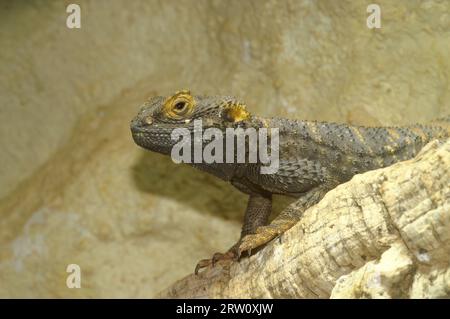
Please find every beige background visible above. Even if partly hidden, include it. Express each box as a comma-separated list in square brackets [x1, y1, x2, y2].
[0, 0, 449, 297]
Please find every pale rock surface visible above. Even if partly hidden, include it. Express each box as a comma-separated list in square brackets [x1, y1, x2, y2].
[1, 1, 450, 297]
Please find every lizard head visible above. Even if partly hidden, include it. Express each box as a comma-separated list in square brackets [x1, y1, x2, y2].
[130, 89, 251, 155]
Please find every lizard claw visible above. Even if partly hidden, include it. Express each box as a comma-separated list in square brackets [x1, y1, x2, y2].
[194, 251, 236, 275]
[238, 219, 297, 255]
[211, 252, 224, 266]
[238, 226, 279, 256]
[194, 258, 213, 275]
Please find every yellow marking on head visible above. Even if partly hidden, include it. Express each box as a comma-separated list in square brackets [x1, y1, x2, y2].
[163, 90, 195, 119]
[223, 102, 250, 122]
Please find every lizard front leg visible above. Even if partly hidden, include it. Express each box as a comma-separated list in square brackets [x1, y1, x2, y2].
[238, 184, 332, 255]
[194, 192, 272, 274]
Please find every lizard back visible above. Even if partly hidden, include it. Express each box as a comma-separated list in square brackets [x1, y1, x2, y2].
[250, 116, 450, 196]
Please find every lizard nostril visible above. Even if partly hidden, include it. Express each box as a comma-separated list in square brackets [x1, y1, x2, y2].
[144, 116, 153, 125]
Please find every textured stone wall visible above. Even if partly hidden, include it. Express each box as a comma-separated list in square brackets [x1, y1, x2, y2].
[0, 0, 449, 297]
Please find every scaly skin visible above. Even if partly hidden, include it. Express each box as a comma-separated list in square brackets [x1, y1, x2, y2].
[130, 90, 450, 274]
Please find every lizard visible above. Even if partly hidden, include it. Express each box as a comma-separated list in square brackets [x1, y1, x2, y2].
[130, 89, 450, 274]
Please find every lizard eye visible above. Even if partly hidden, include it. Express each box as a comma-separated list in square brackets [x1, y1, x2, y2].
[173, 101, 187, 113]
[171, 99, 191, 117]
[164, 91, 195, 119]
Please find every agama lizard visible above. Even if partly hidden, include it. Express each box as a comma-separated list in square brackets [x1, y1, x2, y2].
[130, 90, 450, 274]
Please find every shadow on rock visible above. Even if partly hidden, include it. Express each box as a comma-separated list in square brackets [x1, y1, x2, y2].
[131, 150, 296, 222]
[131, 150, 246, 221]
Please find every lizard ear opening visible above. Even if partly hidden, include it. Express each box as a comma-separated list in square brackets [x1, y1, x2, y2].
[222, 102, 250, 123]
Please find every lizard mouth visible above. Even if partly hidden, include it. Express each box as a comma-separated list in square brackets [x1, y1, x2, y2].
[130, 125, 145, 135]
[130, 131, 146, 147]
[131, 131, 157, 151]
[130, 127, 174, 155]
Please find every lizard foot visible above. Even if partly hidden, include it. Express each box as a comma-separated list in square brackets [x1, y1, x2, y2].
[194, 250, 236, 275]
[238, 220, 296, 256]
